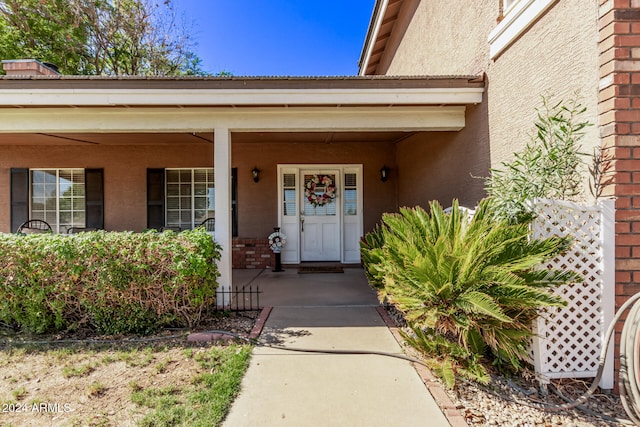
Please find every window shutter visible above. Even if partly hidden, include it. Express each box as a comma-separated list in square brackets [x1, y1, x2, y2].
[147, 169, 165, 230]
[85, 169, 104, 229]
[10, 168, 29, 232]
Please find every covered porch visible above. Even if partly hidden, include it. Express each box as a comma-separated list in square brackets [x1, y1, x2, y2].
[0, 75, 485, 295]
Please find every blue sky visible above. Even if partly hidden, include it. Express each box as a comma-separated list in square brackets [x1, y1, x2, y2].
[176, 0, 376, 76]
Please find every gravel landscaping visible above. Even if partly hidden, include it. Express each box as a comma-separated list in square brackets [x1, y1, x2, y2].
[451, 370, 627, 426]
[381, 305, 628, 426]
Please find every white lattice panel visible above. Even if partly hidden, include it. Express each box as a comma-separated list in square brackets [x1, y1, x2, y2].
[529, 199, 615, 389]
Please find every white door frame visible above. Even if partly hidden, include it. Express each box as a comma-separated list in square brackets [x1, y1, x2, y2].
[277, 164, 363, 264]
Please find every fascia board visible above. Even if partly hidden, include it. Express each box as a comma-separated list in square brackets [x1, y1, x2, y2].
[0, 87, 483, 107]
[359, 0, 389, 76]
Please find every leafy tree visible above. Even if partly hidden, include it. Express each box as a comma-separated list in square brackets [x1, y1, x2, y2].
[361, 199, 579, 387]
[485, 96, 591, 223]
[0, 0, 209, 76]
[0, 0, 89, 74]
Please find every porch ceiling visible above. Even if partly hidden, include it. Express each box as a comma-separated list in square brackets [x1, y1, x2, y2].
[231, 131, 410, 144]
[0, 132, 214, 145]
[0, 131, 410, 145]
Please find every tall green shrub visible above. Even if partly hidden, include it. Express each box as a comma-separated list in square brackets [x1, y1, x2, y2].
[361, 199, 579, 387]
[485, 96, 591, 222]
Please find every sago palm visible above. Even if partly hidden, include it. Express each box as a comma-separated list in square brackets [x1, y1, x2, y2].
[362, 199, 579, 386]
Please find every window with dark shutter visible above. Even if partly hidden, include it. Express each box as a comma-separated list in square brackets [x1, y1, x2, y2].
[147, 169, 165, 230]
[10, 168, 29, 232]
[85, 169, 104, 230]
[148, 167, 235, 234]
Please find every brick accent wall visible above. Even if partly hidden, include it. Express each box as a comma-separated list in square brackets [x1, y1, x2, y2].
[599, 0, 640, 389]
[232, 238, 274, 269]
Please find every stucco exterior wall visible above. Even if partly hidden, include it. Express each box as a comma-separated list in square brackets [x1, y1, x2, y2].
[382, 0, 600, 204]
[0, 139, 397, 237]
[232, 140, 397, 238]
[0, 143, 213, 233]
[487, 0, 600, 196]
[383, 0, 495, 76]
[396, 102, 490, 208]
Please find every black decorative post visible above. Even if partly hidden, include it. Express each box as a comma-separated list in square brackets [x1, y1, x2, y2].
[273, 251, 283, 272]
[268, 227, 286, 272]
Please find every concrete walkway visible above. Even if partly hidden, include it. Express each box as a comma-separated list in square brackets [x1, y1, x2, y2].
[222, 268, 452, 427]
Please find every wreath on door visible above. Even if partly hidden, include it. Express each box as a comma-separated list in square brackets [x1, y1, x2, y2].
[305, 174, 336, 207]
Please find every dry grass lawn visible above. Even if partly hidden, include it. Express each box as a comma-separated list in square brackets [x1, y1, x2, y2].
[0, 313, 257, 427]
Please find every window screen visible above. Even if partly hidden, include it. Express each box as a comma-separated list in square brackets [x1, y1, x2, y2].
[344, 173, 357, 216]
[166, 168, 214, 230]
[283, 173, 296, 216]
[31, 169, 85, 233]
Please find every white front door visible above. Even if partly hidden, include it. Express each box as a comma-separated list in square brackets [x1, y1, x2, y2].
[300, 169, 341, 261]
[278, 164, 363, 264]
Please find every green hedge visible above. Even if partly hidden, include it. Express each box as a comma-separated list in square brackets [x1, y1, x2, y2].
[0, 228, 221, 335]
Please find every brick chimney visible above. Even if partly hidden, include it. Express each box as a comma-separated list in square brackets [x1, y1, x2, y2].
[2, 59, 60, 76]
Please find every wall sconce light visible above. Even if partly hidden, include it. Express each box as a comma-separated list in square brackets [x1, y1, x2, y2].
[251, 166, 261, 183]
[380, 165, 390, 182]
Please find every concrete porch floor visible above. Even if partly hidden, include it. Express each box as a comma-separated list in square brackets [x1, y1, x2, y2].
[232, 266, 380, 307]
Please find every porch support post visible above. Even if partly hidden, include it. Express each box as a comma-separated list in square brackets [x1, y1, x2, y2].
[214, 127, 232, 306]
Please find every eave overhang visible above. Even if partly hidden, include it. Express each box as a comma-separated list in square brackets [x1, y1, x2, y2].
[0, 75, 482, 108]
[359, 0, 405, 76]
[0, 75, 484, 133]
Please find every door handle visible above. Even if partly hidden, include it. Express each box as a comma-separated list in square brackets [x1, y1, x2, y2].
[300, 215, 305, 232]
